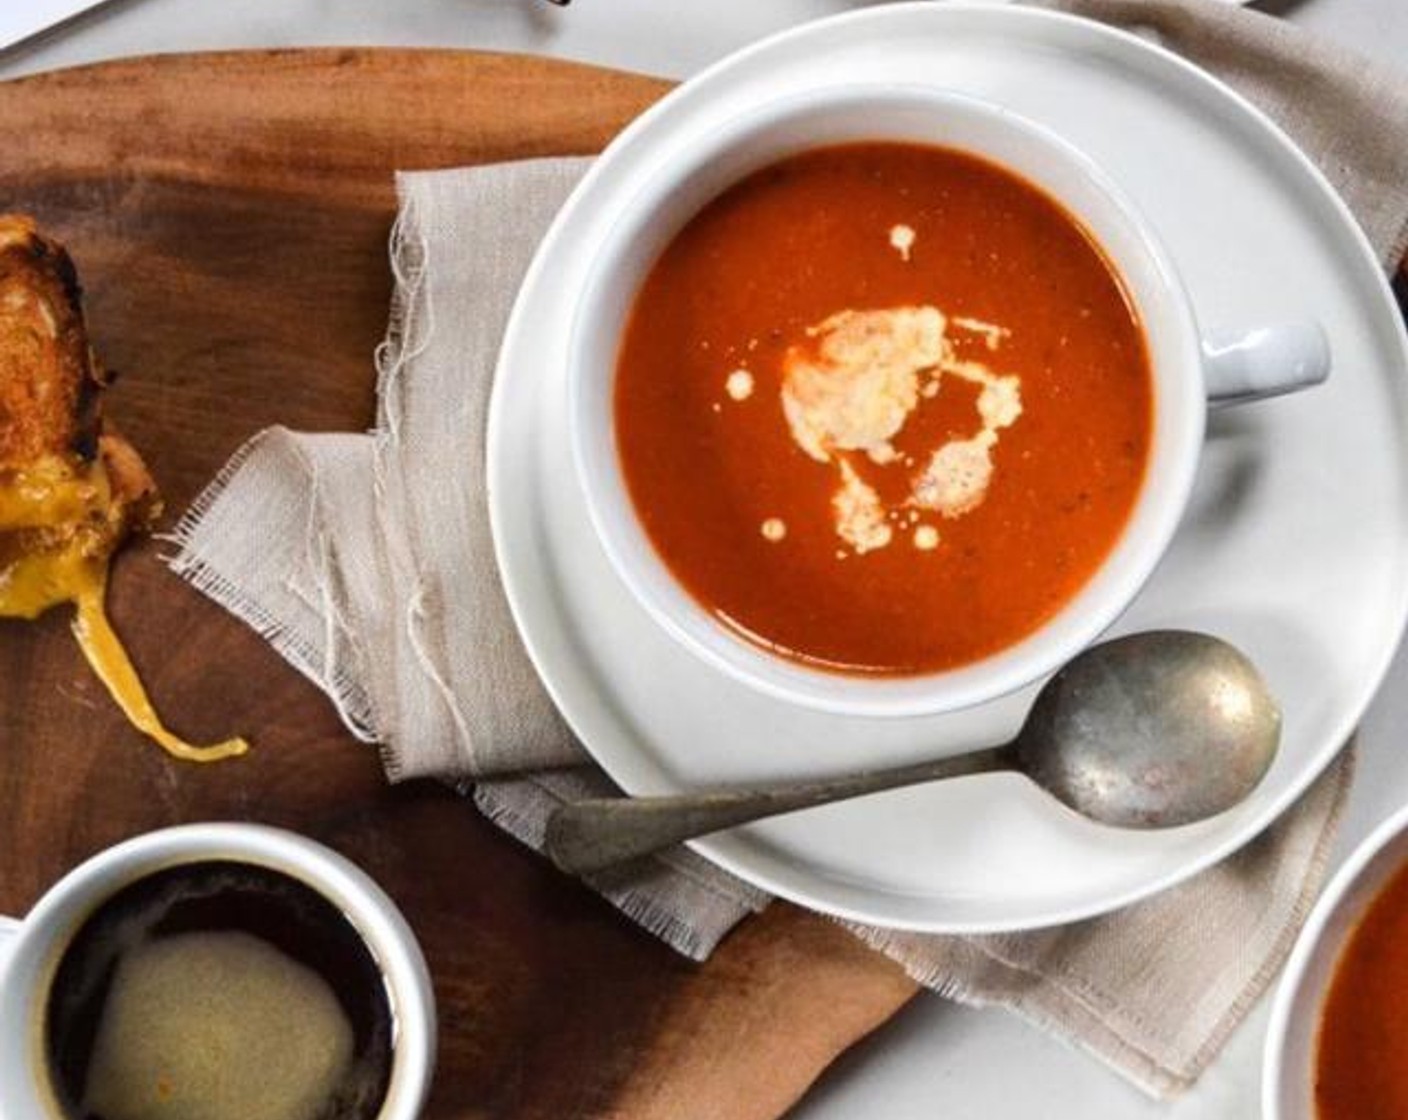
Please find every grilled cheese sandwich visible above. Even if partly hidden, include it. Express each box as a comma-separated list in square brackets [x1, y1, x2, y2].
[0, 215, 246, 762]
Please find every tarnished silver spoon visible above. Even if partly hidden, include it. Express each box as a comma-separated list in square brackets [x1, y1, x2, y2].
[545, 631, 1281, 875]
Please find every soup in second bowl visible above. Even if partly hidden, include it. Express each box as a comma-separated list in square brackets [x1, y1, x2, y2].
[1315, 856, 1408, 1120]
[615, 141, 1153, 676]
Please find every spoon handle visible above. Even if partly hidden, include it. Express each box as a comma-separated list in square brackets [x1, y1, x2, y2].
[545, 746, 1013, 875]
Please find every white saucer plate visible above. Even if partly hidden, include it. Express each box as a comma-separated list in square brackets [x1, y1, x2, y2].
[487, 3, 1408, 933]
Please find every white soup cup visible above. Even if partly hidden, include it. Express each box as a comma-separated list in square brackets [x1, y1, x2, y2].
[568, 83, 1329, 718]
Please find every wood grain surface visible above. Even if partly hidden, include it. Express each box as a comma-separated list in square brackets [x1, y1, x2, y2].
[0, 50, 917, 1119]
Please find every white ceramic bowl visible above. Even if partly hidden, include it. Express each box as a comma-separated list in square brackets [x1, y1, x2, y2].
[567, 83, 1325, 719]
[0, 824, 436, 1120]
[1264, 801, 1408, 1120]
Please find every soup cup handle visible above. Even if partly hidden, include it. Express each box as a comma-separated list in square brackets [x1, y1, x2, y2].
[0, 915, 20, 974]
[1202, 322, 1330, 408]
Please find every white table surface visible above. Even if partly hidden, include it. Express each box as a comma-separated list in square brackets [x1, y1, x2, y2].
[4, 1, 1405, 1116]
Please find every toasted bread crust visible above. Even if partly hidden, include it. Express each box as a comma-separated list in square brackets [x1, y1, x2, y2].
[0, 214, 108, 470]
[99, 427, 162, 532]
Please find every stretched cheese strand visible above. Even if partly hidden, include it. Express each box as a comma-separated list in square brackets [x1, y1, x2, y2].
[72, 580, 249, 763]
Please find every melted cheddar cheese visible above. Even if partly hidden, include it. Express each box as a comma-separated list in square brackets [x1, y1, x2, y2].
[0, 455, 248, 763]
[73, 581, 248, 763]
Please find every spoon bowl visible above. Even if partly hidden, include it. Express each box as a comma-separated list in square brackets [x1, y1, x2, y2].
[546, 631, 1282, 874]
[1017, 630, 1281, 828]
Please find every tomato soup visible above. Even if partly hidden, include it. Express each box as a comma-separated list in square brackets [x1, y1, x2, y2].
[614, 142, 1152, 675]
[1315, 858, 1408, 1120]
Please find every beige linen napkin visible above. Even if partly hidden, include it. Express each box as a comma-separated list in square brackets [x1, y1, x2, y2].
[168, 0, 1408, 1099]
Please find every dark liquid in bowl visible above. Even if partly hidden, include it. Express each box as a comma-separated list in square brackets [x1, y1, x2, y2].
[1315, 856, 1408, 1119]
[44, 861, 393, 1120]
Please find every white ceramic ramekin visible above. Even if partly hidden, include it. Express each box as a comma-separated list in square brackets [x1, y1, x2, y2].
[568, 84, 1329, 718]
[1264, 801, 1408, 1120]
[0, 824, 436, 1120]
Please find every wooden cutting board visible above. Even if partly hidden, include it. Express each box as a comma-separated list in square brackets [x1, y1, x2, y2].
[0, 50, 917, 1119]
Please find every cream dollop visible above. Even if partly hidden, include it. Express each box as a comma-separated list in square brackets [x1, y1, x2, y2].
[777, 305, 1023, 552]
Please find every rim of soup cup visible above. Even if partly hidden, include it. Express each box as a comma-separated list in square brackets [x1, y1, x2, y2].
[567, 83, 1205, 719]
